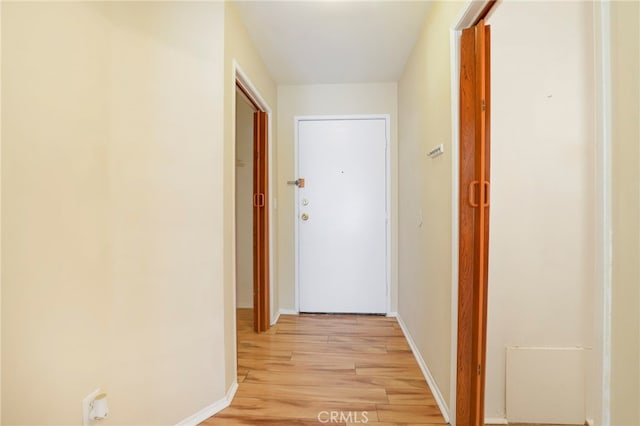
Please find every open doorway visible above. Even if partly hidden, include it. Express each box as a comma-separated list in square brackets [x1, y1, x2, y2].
[235, 78, 270, 334]
[235, 87, 257, 317]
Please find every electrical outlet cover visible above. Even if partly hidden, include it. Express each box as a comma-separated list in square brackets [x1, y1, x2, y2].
[82, 389, 101, 426]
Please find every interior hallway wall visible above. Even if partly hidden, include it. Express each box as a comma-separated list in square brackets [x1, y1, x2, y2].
[485, 1, 595, 421]
[2, 2, 226, 424]
[276, 83, 398, 313]
[610, 1, 640, 424]
[223, 1, 278, 391]
[0, 1, 3, 420]
[397, 1, 464, 414]
[235, 94, 254, 309]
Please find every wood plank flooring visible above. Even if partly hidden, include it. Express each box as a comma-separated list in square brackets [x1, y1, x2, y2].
[202, 309, 446, 425]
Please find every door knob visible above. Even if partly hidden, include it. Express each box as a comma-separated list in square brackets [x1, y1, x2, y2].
[301, 213, 309, 221]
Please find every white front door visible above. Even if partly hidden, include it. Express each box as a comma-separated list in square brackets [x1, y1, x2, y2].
[297, 118, 388, 314]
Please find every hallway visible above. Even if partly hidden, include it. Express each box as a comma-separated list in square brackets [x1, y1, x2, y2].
[204, 309, 446, 425]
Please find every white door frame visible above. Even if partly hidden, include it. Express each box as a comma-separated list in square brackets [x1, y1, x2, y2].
[233, 61, 276, 324]
[592, 2, 613, 425]
[293, 115, 391, 314]
[447, 2, 613, 425]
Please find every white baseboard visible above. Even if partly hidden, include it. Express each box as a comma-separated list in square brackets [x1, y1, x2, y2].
[586, 418, 594, 426]
[279, 308, 298, 316]
[386, 311, 398, 318]
[394, 314, 450, 424]
[175, 381, 238, 426]
[271, 311, 280, 325]
[484, 417, 508, 425]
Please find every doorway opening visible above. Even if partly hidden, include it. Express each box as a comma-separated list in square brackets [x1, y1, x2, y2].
[234, 74, 271, 334]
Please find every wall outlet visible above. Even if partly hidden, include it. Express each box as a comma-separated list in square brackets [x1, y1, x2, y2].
[82, 389, 101, 426]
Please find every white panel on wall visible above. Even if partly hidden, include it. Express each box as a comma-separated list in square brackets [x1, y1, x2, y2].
[506, 347, 586, 424]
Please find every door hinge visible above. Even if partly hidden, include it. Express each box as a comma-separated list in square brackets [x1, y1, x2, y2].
[477, 364, 481, 375]
[481, 99, 486, 111]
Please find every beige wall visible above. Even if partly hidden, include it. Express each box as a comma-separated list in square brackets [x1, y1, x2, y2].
[0, 1, 3, 420]
[485, 1, 595, 421]
[397, 1, 463, 414]
[223, 1, 278, 391]
[2, 2, 226, 425]
[610, 1, 640, 424]
[276, 83, 398, 312]
[235, 94, 254, 309]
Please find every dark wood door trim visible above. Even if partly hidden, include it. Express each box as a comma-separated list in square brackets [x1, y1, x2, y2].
[456, 19, 491, 426]
[237, 80, 261, 112]
[235, 79, 270, 333]
[252, 110, 270, 333]
[457, 25, 477, 426]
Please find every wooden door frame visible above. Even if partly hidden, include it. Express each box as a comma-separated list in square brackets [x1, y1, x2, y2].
[448, 3, 615, 425]
[449, 2, 494, 425]
[234, 62, 274, 332]
[252, 109, 269, 332]
[456, 19, 490, 426]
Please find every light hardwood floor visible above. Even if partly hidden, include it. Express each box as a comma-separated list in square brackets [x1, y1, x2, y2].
[202, 309, 446, 425]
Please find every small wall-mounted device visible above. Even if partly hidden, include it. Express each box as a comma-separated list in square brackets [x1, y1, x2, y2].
[90, 393, 109, 421]
[427, 144, 445, 159]
[82, 389, 109, 426]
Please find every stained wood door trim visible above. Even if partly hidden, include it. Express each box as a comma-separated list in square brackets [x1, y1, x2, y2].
[234, 64, 274, 334]
[253, 110, 270, 332]
[449, 3, 494, 425]
[456, 19, 491, 426]
[237, 80, 261, 112]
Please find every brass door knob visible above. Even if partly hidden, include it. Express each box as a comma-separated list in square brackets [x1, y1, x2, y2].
[301, 213, 309, 221]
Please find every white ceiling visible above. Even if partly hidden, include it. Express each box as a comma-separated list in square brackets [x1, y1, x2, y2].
[233, 1, 433, 85]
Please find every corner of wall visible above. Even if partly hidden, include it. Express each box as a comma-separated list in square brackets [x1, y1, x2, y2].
[0, 1, 3, 420]
[397, 1, 465, 416]
[175, 381, 238, 426]
[222, 1, 238, 394]
[609, 1, 640, 424]
[223, 0, 279, 395]
[394, 313, 450, 423]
